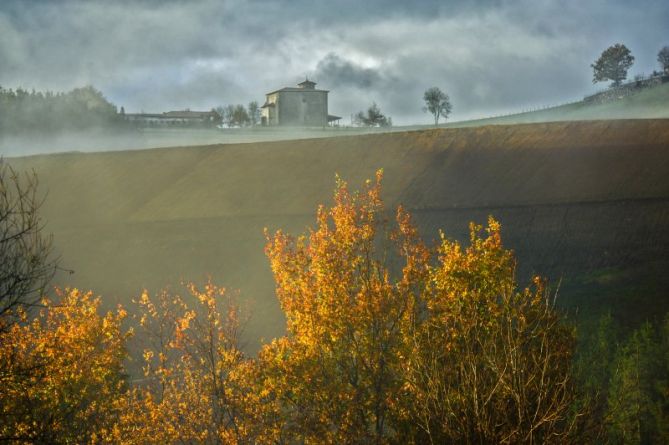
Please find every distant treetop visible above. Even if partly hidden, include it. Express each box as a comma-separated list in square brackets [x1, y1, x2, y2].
[591, 43, 635, 87]
[658, 46, 669, 74]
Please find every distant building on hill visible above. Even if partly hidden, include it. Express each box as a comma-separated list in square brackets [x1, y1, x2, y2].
[261, 79, 341, 127]
[125, 109, 221, 127]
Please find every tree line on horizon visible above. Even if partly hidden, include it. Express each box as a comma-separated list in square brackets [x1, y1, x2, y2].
[0, 85, 124, 135]
[215, 102, 261, 128]
[1, 162, 669, 443]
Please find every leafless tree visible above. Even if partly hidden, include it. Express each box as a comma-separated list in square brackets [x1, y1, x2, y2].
[0, 160, 58, 323]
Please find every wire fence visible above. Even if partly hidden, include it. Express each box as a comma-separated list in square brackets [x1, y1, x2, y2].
[483, 98, 583, 120]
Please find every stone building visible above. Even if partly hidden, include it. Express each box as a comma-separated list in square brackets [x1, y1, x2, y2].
[261, 79, 340, 127]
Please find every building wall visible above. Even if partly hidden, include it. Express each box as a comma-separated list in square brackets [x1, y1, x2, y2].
[261, 93, 279, 126]
[275, 90, 328, 127]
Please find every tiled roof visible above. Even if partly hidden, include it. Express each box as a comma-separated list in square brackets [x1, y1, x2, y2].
[266, 87, 329, 95]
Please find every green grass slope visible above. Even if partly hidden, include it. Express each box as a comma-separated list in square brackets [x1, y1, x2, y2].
[9, 119, 669, 347]
[446, 82, 669, 127]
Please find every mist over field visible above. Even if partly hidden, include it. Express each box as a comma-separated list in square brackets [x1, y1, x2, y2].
[0, 128, 371, 157]
[3, 81, 669, 157]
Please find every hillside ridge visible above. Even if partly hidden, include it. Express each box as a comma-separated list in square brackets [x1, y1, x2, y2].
[7, 119, 669, 345]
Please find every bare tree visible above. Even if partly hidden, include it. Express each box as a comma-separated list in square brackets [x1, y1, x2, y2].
[0, 160, 58, 322]
[423, 87, 452, 125]
[248, 101, 260, 126]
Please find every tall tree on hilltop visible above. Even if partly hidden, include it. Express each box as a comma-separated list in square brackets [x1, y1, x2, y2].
[592, 43, 635, 87]
[423, 87, 452, 125]
[658, 46, 669, 74]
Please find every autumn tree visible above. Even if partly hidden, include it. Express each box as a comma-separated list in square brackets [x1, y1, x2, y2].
[658, 46, 669, 74]
[110, 281, 250, 444]
[0, 289, 129, 443]
[592, 43, 635, 87]
[0, 160, 58, 324]
[261, 172, 585, 443]
[260, 171, 427, 442]
[401, 221, 583, 444]
[423, 87, 452, 125]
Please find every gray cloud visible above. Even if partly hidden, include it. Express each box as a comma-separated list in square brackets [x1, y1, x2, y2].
[1, 0, 667, 124]
[314, 53, 386, 89]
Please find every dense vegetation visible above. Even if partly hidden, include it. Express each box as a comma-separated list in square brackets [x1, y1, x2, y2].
[0, 85, 124, 135]
[0, 167, 667, 443]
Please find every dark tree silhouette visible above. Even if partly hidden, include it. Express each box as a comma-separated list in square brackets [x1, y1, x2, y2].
[354, 102, 392, 127]
[0, 160, 59, 324]
[591, 44, 635, 87]
[423, 87, 452, 125]
[658, 46, 669, 74]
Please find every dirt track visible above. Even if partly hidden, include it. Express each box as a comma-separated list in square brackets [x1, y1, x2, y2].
[9, 119, 669, 344]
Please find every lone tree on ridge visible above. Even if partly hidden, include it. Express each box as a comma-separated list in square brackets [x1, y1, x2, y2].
[423, 87, 452, 125]
[658, 46, 669, 74]
[591, 43, 635, 87]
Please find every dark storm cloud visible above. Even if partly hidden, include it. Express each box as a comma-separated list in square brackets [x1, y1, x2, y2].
[1, 0, 667, 124]
[314, 53, 387, 89]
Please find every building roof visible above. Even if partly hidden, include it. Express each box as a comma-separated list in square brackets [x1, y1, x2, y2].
[298, 79, 317, 89]
[125, 113, 164, 118]
[162, 110, 218, 118]
[266, 87, 329, 95]
[126, 110, 219, 119]
[327, 114, 342, 122]
[260, 101, 275, 109]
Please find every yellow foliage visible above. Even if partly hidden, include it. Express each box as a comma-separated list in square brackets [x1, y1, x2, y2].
[108, 281, 250, 444]
[259, 171, 581, 444]
[0, 171, 583, 444]
[0, 288, 129, 443]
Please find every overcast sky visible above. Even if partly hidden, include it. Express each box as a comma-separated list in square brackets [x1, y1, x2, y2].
[1, 0, 667, 124]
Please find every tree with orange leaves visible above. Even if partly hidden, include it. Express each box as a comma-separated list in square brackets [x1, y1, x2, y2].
[109, 281, 250, 444]
[0, 170, 586, 444]
[0, 288, 129, 443]
[261, 170, 432, 443]
[401, 220, 581, 444]
[261, 171, 585, 444]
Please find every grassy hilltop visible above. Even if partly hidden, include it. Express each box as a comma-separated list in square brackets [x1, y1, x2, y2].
[9, 118, 669, 347]
[443, 81, 669, 127]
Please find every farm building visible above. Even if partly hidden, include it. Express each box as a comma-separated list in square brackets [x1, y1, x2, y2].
[261, 79, 340, 127]
[124, 110, 221, 127]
